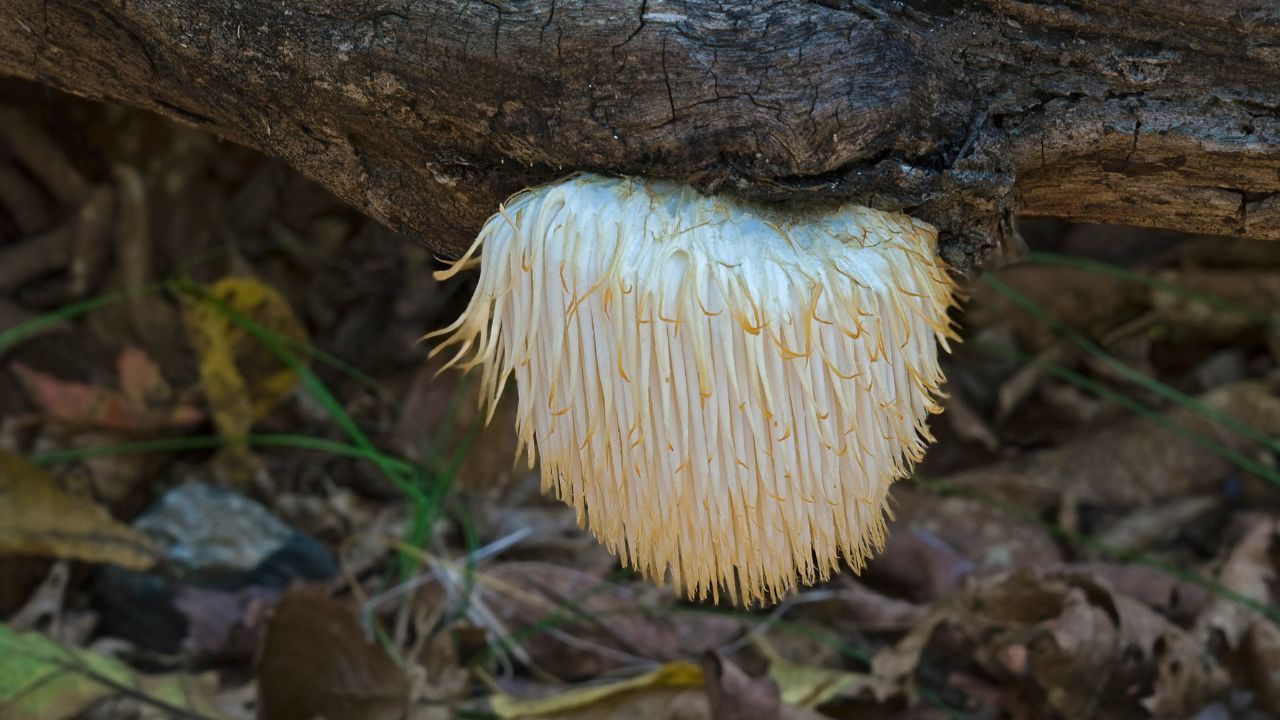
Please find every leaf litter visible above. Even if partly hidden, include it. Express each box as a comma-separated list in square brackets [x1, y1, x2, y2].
[2, 85, 1280, 720]
[0, 449, 160, 570]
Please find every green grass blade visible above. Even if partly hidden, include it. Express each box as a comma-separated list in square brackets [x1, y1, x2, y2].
[171, 278, 444, 575]
[0, 283, 167, 356]
[910, 474, 1280, 626]
[29, 433, 419, 476]
[278, 332, 399, 406]
[169, 279, 422, 494]
[973, 339, 1280, 487]
[484, 588, 966, 718]
[982, 273, 1280, 457]
[1028, 251, 1274, 326]
[0, 278, 390, 405]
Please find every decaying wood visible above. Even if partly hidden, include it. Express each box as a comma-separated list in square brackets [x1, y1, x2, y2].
[1, 1, 1278, 269]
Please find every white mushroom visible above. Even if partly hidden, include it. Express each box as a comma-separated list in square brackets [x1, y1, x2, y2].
[429, 173, 959, 605]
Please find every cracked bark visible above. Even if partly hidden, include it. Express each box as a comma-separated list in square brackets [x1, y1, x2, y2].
[1, 1, 1278, 270]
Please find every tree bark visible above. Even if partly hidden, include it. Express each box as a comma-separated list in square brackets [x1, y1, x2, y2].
[2, 1, 1278, 269]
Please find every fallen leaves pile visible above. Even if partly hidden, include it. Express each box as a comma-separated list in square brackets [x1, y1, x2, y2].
[1, 81, 1279, 720]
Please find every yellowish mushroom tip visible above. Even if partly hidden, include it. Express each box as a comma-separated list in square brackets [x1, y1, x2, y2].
[428, 173, 959, 605]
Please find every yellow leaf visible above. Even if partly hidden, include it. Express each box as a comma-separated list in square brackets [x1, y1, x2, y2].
[0, 450, 158, 569]
[0, 623, 228, 719]
[756, 636, 893, 709]
[182, 277, 309, 441]
[769, 654, 884, 709]
[489, 661, 704, 718]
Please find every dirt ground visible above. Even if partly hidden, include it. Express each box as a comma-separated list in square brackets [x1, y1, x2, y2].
[1, 79, 1278, 720]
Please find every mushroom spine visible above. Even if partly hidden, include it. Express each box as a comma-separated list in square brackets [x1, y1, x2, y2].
[429, 173, 959, 605]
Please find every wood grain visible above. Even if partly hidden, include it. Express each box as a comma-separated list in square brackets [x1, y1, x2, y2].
[3, 1, 1278, 268]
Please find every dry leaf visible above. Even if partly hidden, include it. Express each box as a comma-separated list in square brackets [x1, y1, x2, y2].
[1150, 268, 1280, 339]
[800, 576, 925, 634]
[182, 276, 308, 442]
[0, 622, 226, 720]
[257, 586, 409, 720]
[0, 450, 158, 569]
[945, 381, 1280, 511]
[489, 661, 705, 718]
[871, 485, 1061, 601]
[1092, 495, 1219, 553]
[1051, 562, 1212, 624]
[942, 390, 999, 451]
[471, 474, 622, 578]
[480, 562, 743, 680]
[1194, 517, 1279, 650]
[873, 568, 1227, 718]
[487, 632, 870, 719]
[754, 637, 894, 709]
[1245, 621, 1280, 715]
[7, 562, 70, 632]
[1029, 587, 1116, 717]
[964, 264, 1146, 354]
[868, 526, 974, 602]
[173, 585, 279, 660]
[1187, 516, 1280, 715]
[12, 345, 202, 433]
[702, 651, 780, 720]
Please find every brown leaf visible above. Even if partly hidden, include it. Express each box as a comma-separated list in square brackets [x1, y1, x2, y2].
[1092, 495, 1219, 553]
[7, 562, 70, 632]
[489, 653, 843, 720]
[257, 586, 409, 720]
[1143, 627, 1228, 718]
[801, 576, 924, 633]
[942, 390, 999, 451]
[1051, 562, 1212, 624]
[1194, 517, 1279, 649]
[995, 342, 1071, 424]
[945, 381, 1280, 511]
[12, 345, 202, 433]
[173, 585, 279, 661]
[870, 485, 1061, 601]
[1029, 587, 1116, 718]
[965, 264, 1147, 354]
[1244, 621, 1280, 716]
[1150, 268, 1280, 340]
[867, 526, 973, 602]
[0, 449, 159, 569]
[869, 611, 945, 693]
[872, 568, 1227, 717]
[13, 362, 128, 428]
[480, 562, 744, 680]
[702, 651, 780, 720]
[471, 475, 622, 578]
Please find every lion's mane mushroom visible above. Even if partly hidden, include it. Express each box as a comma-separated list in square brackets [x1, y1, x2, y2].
[429, 173, 959, 605]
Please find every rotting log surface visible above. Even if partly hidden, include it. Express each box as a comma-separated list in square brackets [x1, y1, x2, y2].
[2, 1, 1278, 269]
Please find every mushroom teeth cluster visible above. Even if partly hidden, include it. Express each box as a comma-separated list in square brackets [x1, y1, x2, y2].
[429, 173, 959, 605]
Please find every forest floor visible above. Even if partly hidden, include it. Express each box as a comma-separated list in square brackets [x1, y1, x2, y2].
[1, 79, 1279, 720]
